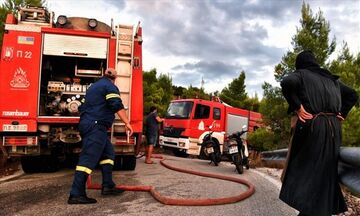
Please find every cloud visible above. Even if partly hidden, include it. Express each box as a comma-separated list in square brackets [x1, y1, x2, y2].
[42, 0, 360, 98]
[212, 0, 300, 22]
[307, 1, 360, 55]
[172, 60, 239, 77]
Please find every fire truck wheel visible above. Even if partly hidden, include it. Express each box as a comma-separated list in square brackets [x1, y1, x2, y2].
[172, 149, 189, 158]
[21, 156, 41, 173]
[40, 155, 60, 172]
[113, 155, 137, 170]
[65, 154, 79, 168]
[114, 155, 122, 170]
[122, 155, 136, 170]
[21, 155, 59, 173]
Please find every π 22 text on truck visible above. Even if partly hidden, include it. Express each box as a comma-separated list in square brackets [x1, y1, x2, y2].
[159, 98, 262, 158]
[0, 6, 143, 173]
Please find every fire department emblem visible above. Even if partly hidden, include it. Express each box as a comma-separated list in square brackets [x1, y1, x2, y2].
[10, 67, 30, 88]
[3, 47, 14, 60]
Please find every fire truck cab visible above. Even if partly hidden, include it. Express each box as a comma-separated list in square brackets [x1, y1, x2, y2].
[159, 98, 261, 157]
[0, 6, 143, 172]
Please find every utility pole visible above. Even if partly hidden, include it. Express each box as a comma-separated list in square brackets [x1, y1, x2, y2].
[200, 76, 204, 90]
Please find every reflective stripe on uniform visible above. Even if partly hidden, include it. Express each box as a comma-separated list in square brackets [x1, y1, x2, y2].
[76, 165, 92, 174]
[99, 159, 114, 165]
[106, 93, 120, 100]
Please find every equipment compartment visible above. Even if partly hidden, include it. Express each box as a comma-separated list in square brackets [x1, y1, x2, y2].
[39, 55, 107, 116]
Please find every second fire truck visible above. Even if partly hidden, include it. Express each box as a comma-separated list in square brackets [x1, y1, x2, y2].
[159, 98, 262, 157]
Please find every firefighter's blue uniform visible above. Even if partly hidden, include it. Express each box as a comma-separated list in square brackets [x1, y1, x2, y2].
[70, 77, 124, 197]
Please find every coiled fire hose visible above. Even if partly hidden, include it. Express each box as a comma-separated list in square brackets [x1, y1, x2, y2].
[87, 154, 255, 206]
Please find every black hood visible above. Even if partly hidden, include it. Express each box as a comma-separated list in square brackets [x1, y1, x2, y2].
[295, 50, 320, 70]
[295, 50, 339, 81]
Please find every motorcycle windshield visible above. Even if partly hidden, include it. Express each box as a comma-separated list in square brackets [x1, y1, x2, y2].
[165, 101, 193, 119]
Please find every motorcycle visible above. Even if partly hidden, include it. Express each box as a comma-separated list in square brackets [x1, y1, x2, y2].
[224, 125, 249, 174]
[201, 124, 221, 166]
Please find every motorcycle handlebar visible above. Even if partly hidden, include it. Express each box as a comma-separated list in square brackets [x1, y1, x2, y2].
[231, 130, 247, 137]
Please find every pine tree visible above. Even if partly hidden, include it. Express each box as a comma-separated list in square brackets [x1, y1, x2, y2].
[219, 71, 247, 108]
[330, 44, 360, 146]
[143, 69, 174, 116]
[252, 3, 339, 150]
[274, 2, 336, 82]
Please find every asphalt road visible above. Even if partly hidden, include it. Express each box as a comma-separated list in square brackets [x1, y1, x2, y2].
[0, 155, 297, 216]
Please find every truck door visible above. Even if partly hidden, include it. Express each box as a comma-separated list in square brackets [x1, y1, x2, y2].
[190, 103, 213, 138]
[212, 106, 224, 132]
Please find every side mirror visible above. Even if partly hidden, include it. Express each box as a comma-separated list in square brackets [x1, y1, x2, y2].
[242, 125, 247, 131]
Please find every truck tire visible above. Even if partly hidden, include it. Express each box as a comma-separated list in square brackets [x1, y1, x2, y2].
[172, 149, 189, 158]
[122, 155, 136, 170]
[21, 155, 60, 173]
[114, 155, 123, 170]
[40, 155, 60, 172]
[114, 155, 137, 170]
[21, 156, 39, 173]
[65, 154, 79, 168]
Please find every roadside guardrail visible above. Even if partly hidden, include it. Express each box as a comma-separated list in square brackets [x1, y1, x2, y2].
[261, 147, 360, 195]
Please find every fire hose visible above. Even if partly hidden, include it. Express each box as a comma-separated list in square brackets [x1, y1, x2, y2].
[87, 154, 255, 206]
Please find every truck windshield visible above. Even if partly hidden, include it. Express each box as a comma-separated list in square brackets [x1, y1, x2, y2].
[165, 102, 193, 119]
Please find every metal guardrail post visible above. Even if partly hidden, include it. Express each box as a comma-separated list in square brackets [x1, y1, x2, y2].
[338, 147, 360, 196]
[261, 147, 360, 195]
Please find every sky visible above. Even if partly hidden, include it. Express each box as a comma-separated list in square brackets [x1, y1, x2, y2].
[6, 0, 360, 98]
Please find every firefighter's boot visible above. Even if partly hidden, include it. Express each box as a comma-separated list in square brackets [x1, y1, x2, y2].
[68, 195, 97, 204]
[68, 171, 97, 204]
[101, 163, 125, 195]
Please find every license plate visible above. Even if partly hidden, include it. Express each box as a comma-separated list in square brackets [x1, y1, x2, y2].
[166, 137, 178, 143]
[229, 146, 238, 154]
[206, 147, 214, 154]
[3, 124, 28, 131]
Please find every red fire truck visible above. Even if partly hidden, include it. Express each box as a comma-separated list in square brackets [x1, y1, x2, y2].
[159, 98, 262, 157]
[0, 6, 143, 172]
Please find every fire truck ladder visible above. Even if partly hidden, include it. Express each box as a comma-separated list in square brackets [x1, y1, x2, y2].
[111, 24, 135, 143]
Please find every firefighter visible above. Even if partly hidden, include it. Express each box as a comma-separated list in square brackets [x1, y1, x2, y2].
[68, 68, 133, 204]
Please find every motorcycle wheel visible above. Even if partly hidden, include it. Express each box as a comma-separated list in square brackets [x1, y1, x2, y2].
[214, 145, 222, 164]
[210, 153, 218, 166]
[244, 157, 250, 170]
[198, 146, 208, 160]
[241, 145, 250, 169]
[232, 153, 243, 174]
[204, 141, 219, 166]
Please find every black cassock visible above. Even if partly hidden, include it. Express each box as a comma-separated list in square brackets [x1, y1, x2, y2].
[279, 65, 358, 216]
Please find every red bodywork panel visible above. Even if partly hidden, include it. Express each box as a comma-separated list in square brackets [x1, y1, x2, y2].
[0, 28, 42, 132]
[130, 27, 143, 133]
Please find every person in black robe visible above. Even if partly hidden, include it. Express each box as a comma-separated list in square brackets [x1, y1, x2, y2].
[279, 50, 358, 216]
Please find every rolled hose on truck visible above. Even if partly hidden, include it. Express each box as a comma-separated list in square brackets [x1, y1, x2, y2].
[87, 154, 255, 206]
